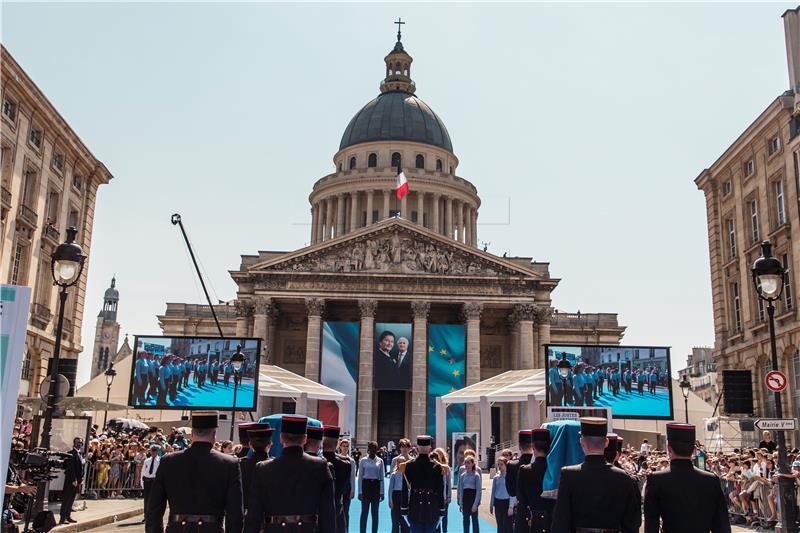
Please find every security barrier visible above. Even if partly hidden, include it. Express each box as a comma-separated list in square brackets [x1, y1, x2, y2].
[82, 460, 144, 499]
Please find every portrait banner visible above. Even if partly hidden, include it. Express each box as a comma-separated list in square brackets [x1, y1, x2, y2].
[374, 322, 413, 390]
[427, 324, 465, 440]
[319, 321, 359, 431]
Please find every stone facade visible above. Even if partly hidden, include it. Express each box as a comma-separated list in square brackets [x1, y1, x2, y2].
[1, 46, 113, 400]
[695, 8, 800, 427]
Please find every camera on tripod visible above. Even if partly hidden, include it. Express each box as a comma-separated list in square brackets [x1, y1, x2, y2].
[9, 448, 68, 482]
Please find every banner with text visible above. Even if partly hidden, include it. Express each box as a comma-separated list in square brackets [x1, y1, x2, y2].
[427, 324, 466, 440]
[319, 322, 359, 432]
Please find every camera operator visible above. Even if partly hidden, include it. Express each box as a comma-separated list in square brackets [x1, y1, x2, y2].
[3, 457, 37, 533]
[60, 438, 84, 525]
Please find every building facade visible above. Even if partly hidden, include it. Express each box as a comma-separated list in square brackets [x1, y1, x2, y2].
[1, 46, 113, 399]
[158, 34, 625, 445]
[696, 8, 800, 422]
[678, 347, 718, 406]
[90, 277, 122, 379]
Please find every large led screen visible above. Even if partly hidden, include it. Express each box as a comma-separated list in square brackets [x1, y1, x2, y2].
[545, 344, 673, 419]
[374, 322, 413, 390]
[129, 336, 260, 410]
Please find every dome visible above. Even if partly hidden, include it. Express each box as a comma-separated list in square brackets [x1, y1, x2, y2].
[104, 277, 119, 301]
[339, 91, 453, 153]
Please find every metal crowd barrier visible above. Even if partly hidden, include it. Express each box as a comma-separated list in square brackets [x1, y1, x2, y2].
[82, 460, 144, 499]
[720, 476, 779, 529]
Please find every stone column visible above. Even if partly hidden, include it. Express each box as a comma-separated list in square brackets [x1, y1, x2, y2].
[357, 299, 377, 445]
[324, 197, 334, 241]
[417, 192, 424, 227]
[535, 306, 552, 369]
[411, 301, 430, 438]
[234, 300, 253, 338]
[336, 194, 346, 237]
[310, 204, 318, 244]
[382, 190, 390, 220]
[460, 202, 467, 243]
[462, 302, 483, 433]
[267, 305, 279, 364]
[350, 191, 359, 231]
[400, 193, 408, 220]
[470, 208, 477, 247]
[366, 191, 374, 226]
[303, 298, 325, 418]
[508, 309, 522, 435]
[253, 297, 271, 361]
[515, 303, 536, 370]
[317, 203, 325, 243]
[445, 198, 453, 238]
[432, 194, 441, 234]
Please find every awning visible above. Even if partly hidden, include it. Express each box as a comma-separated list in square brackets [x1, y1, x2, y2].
[439, 369, 546, 405]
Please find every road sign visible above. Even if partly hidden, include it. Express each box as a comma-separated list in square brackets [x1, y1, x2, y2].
[754, 418, 797, 431]
[765, 370, 788, 392]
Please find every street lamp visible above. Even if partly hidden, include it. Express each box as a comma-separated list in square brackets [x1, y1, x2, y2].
[752, 239, 797, 533]
[40, 227, 85, 451]
[103, 363, 117, 429]
[557, 352, 572, 406]
[679, 373, 691, 424]
[229, 345, 246, 441]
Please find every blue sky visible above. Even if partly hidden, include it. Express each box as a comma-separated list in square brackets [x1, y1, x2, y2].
[2, 2, 796, 386]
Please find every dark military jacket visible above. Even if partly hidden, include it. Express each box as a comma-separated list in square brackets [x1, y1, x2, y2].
[145, 442, 243, 533]
[243, 445, 336, 533]
[240, 450, 271, 510]
[322, 451, 352, 506]
[643, 459, 731, 533]
[400, 453, 446, 524]
[517, 456, 555, 533]
[506, 453, 532, 498]
[551, 455, 641, 533]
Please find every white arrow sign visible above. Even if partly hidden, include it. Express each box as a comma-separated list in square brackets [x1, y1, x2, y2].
[754, 418, 797, 431]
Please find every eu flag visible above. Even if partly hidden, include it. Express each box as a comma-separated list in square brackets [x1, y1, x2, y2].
[426, 324, 466, 439]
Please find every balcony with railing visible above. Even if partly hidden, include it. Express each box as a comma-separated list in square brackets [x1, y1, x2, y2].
[1, 185, 11, 211]
[30, 302, 52, 329]
[550, 312, 620, 328]
[17, 204, 38, 229]
[42, 224, 60, 246]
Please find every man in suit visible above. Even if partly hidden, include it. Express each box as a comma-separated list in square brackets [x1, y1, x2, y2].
[551, 417, 641, 533]
[145, 411, 243, 533]
[60, 437, 84, 525]
[644, 423, 730, 533]
[140, 444, 161, 523]
[394, 337, 412, 388]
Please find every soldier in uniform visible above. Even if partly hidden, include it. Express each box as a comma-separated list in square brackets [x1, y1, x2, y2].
[604, 433, 620, 464]
[321, 426, 353, 533]
[240, 423, 273, 511]
[643, 423, 730, 533]
[305, 426, 324, 456]
[145, 411, 243, 533]
[236, 423, 256, 458]
[400, 435, 447, 533]
[517, 428, 554, 533]
[551, 417, 641, 533]
[506, 430, 533, 531]
[244, 415, 336, 533]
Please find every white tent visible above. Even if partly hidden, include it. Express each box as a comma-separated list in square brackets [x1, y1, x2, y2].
[437, 369, 716, 454]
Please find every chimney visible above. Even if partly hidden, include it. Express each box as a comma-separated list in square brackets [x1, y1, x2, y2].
[785, 7, 800, 114]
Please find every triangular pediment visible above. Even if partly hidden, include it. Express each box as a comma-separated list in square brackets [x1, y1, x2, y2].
[248, 218, 545, 279]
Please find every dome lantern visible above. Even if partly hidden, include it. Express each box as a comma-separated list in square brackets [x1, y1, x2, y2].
[380, 18, 415, 94]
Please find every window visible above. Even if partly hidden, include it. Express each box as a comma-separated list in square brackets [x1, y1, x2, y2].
[338, 162, 342, 172]
[349, 156, 356, 170]
[391, 152, 401, 169]
[368, 153, 377, 168]
[415, 154, 425, 169]
[784, 253, 794, 311]
[732, 282, 741, 332]
[449, 165, 453, 174]
[769, 136, 781, 156]
[46, 189, 59, 224]
[2, 98, 16, 121]
[411, 210, 418, 223]
[372, 210, 379, 223]
[52, 151, 64, 172]
[794, 150, 800, 192]
[20, 351, 31, 380]
[776, 180, 786, 226]
[29, 127, 42, 149]
[723, 181, 732, 195]
[21, 170, 37, 207]
[436, 159, 443, 172]
[68, 208, 79, 229]
[744, 159, 755, 177]
[727, 218, 736, 258]
[749, 200, 759, 243]
[11, 243, 27, 285]
[72, 174, 82, 190]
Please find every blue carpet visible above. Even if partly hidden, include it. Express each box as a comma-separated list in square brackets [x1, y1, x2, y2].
[346, 490, 494, 532]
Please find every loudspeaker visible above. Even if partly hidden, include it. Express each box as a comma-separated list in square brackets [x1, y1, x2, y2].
[722, 370, 754, 415]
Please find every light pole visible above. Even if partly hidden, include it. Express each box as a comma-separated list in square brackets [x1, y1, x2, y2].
[39, 227, 85, 451]
[752, 240, 798, 533]
[679, 373, 691, 424]
[229, 345, 246, 441]
[103, 363, 117, 430]
[558, 352, 572, 406]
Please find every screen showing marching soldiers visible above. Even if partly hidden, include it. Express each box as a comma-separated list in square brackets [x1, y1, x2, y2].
[545, 344, 673, 419]
[128, 336, 260, 410]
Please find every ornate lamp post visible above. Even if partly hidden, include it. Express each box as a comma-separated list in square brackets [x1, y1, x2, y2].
[103, 363, 117, 429]
[39, 227, 85, 450]
[229, 345, 246, 441]
[679, 374, 691, 424]
[557, 352, 572, 407]
[752, 240, 797, 533]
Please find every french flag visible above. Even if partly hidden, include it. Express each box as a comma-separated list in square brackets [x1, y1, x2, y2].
[395, 166, 409, 200]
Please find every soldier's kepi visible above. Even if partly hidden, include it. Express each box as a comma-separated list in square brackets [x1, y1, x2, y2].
[240, 423, 274, 510]
[517, 428, 555, 533]
[399, 435, 447, 533]
[321, 425, 352, 533]
[145, 411, 243, 533]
